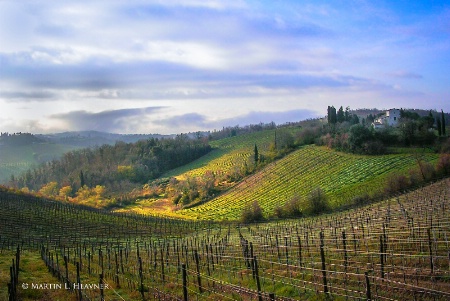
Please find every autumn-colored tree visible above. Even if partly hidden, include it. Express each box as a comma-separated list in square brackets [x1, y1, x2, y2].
[39, 182, 59, 197]
[59, 186, 72, 200]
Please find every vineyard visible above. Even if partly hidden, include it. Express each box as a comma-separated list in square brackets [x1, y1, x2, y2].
[176, 145, 439, 220]
[1, 178, 449, 300]
[162, 127, 302, 180]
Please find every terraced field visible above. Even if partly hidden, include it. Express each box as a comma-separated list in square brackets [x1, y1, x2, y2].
[177, 145, 439, 220]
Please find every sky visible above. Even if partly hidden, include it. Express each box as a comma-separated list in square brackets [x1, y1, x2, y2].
[1, 0, 449, 134]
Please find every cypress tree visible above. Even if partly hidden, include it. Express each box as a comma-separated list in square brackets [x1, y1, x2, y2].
[254, 144, 259, 165]
[80, 170, 85, 188]
[436, 118, 442, 136]
[337, 106, 345, 123]
[274, 130, 277, 150]
[329, 106, 337, 124]
[327, 106, 331, 124]
[442, 110, 446, 136]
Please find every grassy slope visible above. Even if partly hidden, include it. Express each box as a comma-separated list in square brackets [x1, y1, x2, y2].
[176, 145, 439, 220]
[162, 128, 299, 179]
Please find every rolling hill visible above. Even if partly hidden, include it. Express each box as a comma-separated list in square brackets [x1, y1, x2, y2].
[114, 122, 440, 220]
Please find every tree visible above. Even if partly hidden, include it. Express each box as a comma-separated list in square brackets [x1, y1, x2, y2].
[199, 171, 216, 200]
[344, 106, 350, 122]
[437, 154, 450, 176]
[241, 201, 264, 223]
[307, 188, 330, 215]
[274, 194, 303, 218]
[442, 110, 446, 136]
[400, 119, 417, 146]
[39, 182, 59, 197]
[350, 114, 360, 125]
[79, 170, 85, 188]
[337, 106, 345, 123]
[254, 144, 259, 165]
[59, 186, 72, 200]
[328, 106, 337, 124]
[276, 129, 294, 150]
[327, 106, 331, 124]
[348, 124, 373, 153]
[437, 117, 442, 136]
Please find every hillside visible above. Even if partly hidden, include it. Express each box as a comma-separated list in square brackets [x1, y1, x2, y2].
[1, 179, 449, 300]
[175, 145, 439, 220]
[0, 142, 78, 184]
[0, 131, 170, 184]
[10, 135, 212, 195]
[163, 125, 304, 179]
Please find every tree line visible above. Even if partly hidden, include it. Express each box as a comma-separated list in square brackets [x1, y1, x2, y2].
[9, 135, 212, 198]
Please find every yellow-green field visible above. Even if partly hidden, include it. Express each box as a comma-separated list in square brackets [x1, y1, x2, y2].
[176, 145, 439, 220]
[162, 127, 303, 179]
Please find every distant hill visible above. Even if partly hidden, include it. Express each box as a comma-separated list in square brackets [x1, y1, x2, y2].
[0, 131, 179, 184]
[37, 131, 174, 148]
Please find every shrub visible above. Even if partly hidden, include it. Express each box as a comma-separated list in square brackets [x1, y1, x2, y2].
[418, 161, 436, 181]
[440, 138, 450, 153]
[306, 188, 330, 215]
[362, 140, 386, 155]
[273, 195, 303, 218]
[241, 201, 264, 223]
[351, 194, 371, 206]
[384, 174, 409, 195]
[437, 154, 450, 176]
[408, 169, 423, 187]
[296, 127, 321, 145]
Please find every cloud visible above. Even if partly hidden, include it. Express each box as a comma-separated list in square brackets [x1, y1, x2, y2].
[0, 0, 449, 135]
[0, 90, 56, 101]
[157, 113, 209, 128]
[157, 109, 318, 131]
[50, 107, 165, 132]
[215, 109, 318, 127]
[389, 71, 423, 79]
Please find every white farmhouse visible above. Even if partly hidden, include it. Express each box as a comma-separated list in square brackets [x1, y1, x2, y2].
[372, 109, 401, 129]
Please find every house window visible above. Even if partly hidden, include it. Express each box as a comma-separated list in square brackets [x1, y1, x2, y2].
[394, 117, 396, 121]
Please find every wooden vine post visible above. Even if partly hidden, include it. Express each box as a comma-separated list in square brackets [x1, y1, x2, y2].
[194, 250, 203, 293]
[253, 256, 263, 301]
[320, 230, 329, 295]
[182, 263, 188, 301]
[365, 271, 371, 301]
